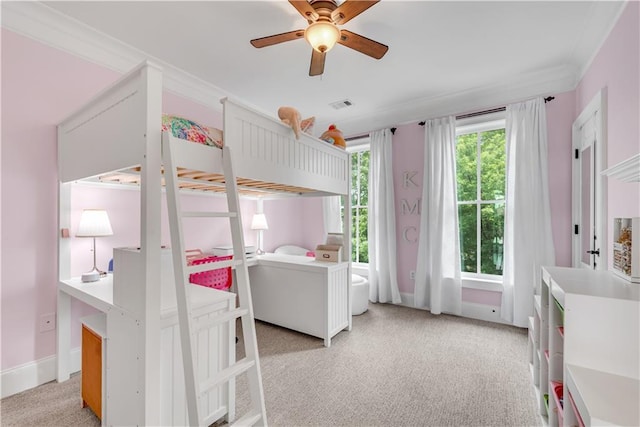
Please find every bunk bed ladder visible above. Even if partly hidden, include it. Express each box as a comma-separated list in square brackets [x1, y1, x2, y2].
[163, 139, 267, 427]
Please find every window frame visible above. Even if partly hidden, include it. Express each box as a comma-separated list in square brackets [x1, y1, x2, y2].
[346, 137, 370, 267]
[455, 113, 506, 280]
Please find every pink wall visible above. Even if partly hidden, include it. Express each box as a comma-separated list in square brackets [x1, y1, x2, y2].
[1, 30, 121, 370]
[392, 124, 425, 294]
[545, 90, 576, 268]
[262, 197, 325, 252]
[575, 1, 640, 268]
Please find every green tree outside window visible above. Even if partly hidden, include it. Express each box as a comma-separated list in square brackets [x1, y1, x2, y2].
[456, 129, 506, 275]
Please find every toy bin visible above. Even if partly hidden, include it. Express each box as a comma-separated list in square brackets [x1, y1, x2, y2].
[188, 254, 233, 290]
[551, 381, 564, 427]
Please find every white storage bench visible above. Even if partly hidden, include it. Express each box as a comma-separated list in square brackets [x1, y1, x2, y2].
[248, 254, 350, 347]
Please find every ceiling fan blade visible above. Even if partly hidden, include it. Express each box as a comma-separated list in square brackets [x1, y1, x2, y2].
[338, 29, 388, 59]
[250, 30, 305, 48]
[289, 0, 319, 22]
[331, 0, 379, 25]
[309, 49, 326, 76]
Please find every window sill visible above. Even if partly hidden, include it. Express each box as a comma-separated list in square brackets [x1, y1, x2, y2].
[461, 276, 503, 292]
[352, 265, 502, 291]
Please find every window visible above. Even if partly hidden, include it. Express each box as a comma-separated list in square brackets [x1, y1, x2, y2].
[456, 121, 506, 276]
[345, 143, 369, 264]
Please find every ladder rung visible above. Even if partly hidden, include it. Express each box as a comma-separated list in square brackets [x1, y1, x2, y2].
[230, 409, 262, 427]
[200, 358, 255, 395]
[187, 258, 242, 274]
[181, 211, 237, 218]
[194, 308, 249, 331]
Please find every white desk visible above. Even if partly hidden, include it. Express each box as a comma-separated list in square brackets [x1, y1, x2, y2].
[57, 276, 114, 381]
[57, 273, 236, 426]
[56, 274, 236, 380]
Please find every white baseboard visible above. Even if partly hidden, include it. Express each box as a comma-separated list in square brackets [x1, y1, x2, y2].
[461, 301, 511, 325]
[396, 292, 511, 325]
[1, 348, 81, 399]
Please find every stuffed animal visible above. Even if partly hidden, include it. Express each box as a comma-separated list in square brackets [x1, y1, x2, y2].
[319, 124, 346, 149]
[278, 106, 302, 140]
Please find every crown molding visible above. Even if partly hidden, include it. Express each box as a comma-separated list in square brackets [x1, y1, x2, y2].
[1, 1, 228, 111]
[601, 153, 640, 183]
[330, 64, 579, 136]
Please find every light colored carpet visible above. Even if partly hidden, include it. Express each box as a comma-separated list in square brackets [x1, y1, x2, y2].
[1, 303, 540, 426]
[0, 372, 99, 426]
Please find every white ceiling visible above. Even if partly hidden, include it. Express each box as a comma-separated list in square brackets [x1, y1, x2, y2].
[31, 1, 627, 135]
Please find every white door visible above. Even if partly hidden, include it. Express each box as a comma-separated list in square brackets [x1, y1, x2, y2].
[572, 90, 607, 269]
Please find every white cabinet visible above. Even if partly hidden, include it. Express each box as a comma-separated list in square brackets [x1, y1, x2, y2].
[529, 266, 640, 426]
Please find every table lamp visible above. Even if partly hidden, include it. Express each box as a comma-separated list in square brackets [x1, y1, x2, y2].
[77, 209, 113, 282]
[251, 212, 268, 255]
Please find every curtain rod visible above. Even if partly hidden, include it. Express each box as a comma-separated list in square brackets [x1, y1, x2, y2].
[345, 96, 556, 138]
[345, 127, 396, 142]
[418, 96, 555, 126]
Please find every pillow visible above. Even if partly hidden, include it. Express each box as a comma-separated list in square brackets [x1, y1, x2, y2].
[274, 245, 311, 256]
[161, 114, 223, 148]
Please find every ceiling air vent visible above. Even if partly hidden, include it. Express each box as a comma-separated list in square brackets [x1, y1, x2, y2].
[329, 99, 354, 110]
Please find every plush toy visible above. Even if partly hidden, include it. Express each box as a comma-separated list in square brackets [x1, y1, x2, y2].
[278, 106, 302, 140]
[319, 124, 346, 149]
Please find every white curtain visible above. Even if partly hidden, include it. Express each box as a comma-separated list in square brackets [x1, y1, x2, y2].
[368, 129, 401, 304]
[322, 196, 342, 235]
[414, 116, 462, 315]
[502, 97, 556, 327]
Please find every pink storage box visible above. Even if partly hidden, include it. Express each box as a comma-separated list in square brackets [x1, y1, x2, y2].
[188, 254, 233, 290]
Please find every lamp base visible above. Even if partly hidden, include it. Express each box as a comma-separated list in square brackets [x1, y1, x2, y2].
[81, 267, 107, 283]
[81, 272, 100, 282]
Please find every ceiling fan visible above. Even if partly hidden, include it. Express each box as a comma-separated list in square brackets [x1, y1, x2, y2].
[250, 0, 388, 76]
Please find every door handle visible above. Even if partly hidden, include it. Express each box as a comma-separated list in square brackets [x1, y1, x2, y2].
[586, 249, 600, 256]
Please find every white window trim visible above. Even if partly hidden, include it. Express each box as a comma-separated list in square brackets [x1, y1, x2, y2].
[346, 138, 370, 266]
[456, 114, 506, 281]
[456, 111, 506, 135]
[346, 136, 370, 153]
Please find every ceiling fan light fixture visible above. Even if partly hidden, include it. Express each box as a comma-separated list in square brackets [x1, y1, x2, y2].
[304, 21, 340, 53]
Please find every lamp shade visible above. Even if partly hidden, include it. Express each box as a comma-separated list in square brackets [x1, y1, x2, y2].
[304, 21, 340, 53]
[76, 209, 113, 237]
[251, 213, 269, 231]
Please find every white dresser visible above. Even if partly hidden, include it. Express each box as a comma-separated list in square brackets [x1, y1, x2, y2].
[529, 266, 639, 426]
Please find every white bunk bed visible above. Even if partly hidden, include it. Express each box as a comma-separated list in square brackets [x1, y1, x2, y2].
[57, 61, 352, 426]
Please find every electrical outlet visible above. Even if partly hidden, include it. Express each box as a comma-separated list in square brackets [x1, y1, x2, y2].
[40, 313, 56, 332]
[410, 270, 415, 280]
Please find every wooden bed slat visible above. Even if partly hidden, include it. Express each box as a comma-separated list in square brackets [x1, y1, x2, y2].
[97, 167, 314, 196]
